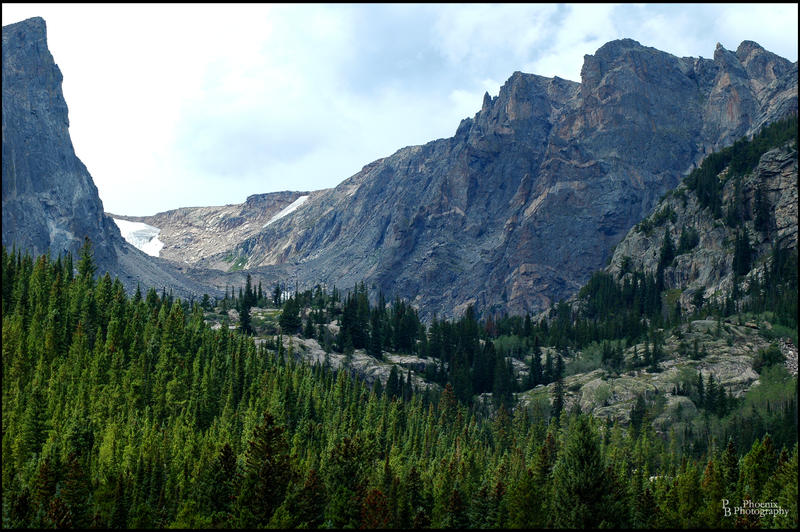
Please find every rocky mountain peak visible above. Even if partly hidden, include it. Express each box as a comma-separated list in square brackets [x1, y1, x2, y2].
[481, 90, 492, 112]
[736, 39, 766, 59]
[178, 38, 796, 320]
[590, 37, 647, 60]
[713, 42, 747, 73]
[3, 16, 116, 265]
[5, 20, 795, 319]
[2, 17, 210, 298]
[736, 40, 794, 82]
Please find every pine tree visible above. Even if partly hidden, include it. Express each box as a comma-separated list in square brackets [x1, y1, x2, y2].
[209, 443, 237, 526]
[237, 412, 292, 527]
[77, 237, 96, 281]
[630, 395, 647, 436]
[529, 336, 543, 388]
[361, 488, 391, 529]
[291, 469, 327, 529]
[551, 416, 621, 527]
[721, 438, 740, 504]
[733, 228, 753, 276]
[551, 354, 565, 425]
[753, 180, 771, 236]
[659, 227, 676, 269]
[279, 296, 301, 334]
[543, 350, 553, 384]
[323, 436, 372, 528]
[386, 365, 401, 400]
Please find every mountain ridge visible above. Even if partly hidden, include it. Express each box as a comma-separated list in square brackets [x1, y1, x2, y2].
[2, 17, 796, 319]
[181, 37, 797, 319]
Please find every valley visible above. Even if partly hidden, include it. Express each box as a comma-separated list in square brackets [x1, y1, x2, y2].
[2, 12, 797, 530]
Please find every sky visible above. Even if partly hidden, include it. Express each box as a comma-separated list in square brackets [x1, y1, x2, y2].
[2, 4, 798, 216]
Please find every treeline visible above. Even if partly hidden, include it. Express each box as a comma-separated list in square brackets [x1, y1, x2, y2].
[685, 114, 797, 218]
[277, 282, 520, 410]
[502, 267, 668, 352]
[2, 245, 797, 529]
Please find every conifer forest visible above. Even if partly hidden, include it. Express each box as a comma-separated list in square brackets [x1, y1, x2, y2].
[1, 227, 797, 528]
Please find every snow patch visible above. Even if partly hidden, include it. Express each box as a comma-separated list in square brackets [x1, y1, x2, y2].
[263, 195, 309, 227]
[113, 218, 164, 257]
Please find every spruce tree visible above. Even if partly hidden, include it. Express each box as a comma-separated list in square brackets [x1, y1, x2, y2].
[237, 412, 292, 527]
[659, 227, 675, 269]
[551, 354, 565, 425]
[529, 336, 543, 388]
[551, 416, 620, 527]
[77, 237, 96, 281]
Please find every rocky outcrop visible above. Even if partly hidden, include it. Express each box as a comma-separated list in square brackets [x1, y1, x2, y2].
[520, 319, 778, 427]
[2, 17, 117, 267]
[607, 142, 798, 310]
[260, 335, 440, 392]
[5, 20, 794, 316]
[2, 17, 211, 298]
[111, 190, 322, 265]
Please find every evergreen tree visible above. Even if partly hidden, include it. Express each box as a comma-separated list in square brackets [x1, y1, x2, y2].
[551, 354, 565, 425]
[630, 394, 647, 436]
[529, 336, 543, 388]
[323, 436, 372, 528]
[77, 237, 97, 281]
[238, 299, 252, 335]
[543, 350, 553, 384]
[753, 180, 771, 236]
[237, 412, 292, 527]
[279, 296, 302, 334]
[386, 365, 401, 400]
[733, 228, 754, 276]
[551, 416, 622, 527]
[659, 227, 675, 269]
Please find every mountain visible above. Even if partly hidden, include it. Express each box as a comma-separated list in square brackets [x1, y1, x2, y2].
[2, 17, 211, 297]
[110, 190, 320, 264]
[184, 38, 796, 320]
[607, 116, 797, 313]
[518, 116, 798, 424]
[4, 19, 796, 319]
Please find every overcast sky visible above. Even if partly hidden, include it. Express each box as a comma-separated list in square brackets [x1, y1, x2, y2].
[3, 3, 798, 216]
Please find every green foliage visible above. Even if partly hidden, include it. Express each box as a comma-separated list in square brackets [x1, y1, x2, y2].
[752, 343, 786, 374]
[677, 225, 700, 254]
[658, 227, 676, 270]
[551, 415, 624, 527]
[237, 412, 292, 526]
[278, 296, 302, 334]
[228, 256, 248, 271]
[732, 228, 754, 276]
[2, 246, 796, 529]
[636, 205, 677, 236]
[686, 115, 797, 217]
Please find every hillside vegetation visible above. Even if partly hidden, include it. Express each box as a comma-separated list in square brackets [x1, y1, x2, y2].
[2, 120, 797, 529]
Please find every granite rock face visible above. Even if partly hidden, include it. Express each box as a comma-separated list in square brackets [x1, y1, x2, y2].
[192, 39, 796, 319]
[607, 142, 798, 311]
[2, 17, 117, 266]
[2, 17, 211, 297]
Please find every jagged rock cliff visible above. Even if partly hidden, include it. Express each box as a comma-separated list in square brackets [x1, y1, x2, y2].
[2, 17, 117, 266]
[2, 17, 211, 297]
[190, 39, 797, 319]
[607, 140, 798, 311]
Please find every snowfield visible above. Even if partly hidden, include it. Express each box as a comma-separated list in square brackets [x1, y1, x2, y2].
[263, 195, 309, 227]
[112, 218, 164, 257]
